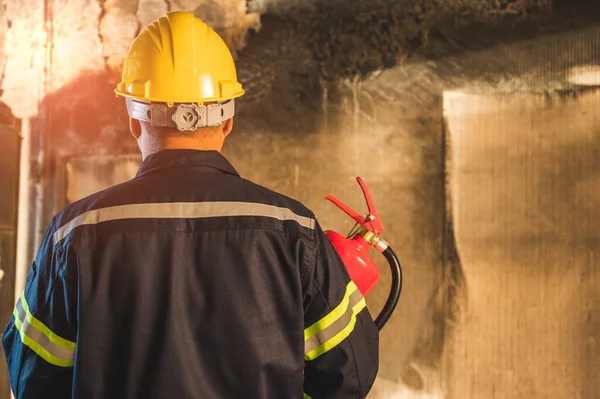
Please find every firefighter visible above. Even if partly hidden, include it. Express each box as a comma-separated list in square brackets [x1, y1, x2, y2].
[2, 11, 379, 399]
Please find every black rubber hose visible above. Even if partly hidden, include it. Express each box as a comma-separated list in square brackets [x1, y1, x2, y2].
[375, 246, 403, 330]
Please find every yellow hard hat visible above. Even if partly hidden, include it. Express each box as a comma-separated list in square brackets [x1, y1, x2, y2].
[115, 11, 244, 104]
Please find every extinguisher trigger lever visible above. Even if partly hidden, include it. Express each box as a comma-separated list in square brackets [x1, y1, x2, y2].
[325, 195, 366, 226]
[356, 177, 384, 234]
[325, 178, 384, 234]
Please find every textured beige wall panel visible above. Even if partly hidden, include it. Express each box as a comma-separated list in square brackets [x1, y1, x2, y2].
[66, 154, 142, 203]
[443, 90, 600, 399]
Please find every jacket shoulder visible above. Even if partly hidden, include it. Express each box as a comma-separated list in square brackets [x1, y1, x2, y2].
[236, 178, 315, 220]
[52, 176, 318, 232]
[53, 178, 139, 229]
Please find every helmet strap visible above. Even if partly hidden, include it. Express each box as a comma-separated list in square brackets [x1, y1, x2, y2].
[126, 98, 235, 131]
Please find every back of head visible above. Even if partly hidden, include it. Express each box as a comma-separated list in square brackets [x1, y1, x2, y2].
[115, 11, 245, 153]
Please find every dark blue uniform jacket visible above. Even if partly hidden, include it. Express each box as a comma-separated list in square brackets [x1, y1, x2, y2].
[3, 150, 378, 399]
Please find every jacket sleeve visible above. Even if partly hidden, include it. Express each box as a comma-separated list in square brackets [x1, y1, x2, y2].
[2, 219, 78, 398]
[301, 221, 379, 399]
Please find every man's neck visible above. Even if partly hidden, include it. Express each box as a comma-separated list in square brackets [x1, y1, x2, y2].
[140, 136, 223, 160]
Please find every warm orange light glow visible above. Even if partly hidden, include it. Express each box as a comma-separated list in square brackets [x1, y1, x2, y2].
[1, 1, 106, 118]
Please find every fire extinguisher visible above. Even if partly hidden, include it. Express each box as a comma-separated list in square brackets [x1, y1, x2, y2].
[324, 177, 403, 330]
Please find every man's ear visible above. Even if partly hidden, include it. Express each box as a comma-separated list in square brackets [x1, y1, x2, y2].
[129, 117, 142, 140]
[222, 118, 233, 138]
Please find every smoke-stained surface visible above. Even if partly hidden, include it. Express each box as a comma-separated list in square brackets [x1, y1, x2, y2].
[443, 90, 600, 399]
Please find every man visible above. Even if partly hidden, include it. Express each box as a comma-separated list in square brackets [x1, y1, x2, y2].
[3, 11, 378, 398]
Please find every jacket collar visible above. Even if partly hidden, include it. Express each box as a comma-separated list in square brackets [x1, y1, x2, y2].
[136, 149, 240, 178]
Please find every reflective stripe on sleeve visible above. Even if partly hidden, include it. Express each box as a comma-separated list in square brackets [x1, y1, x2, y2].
[53, 201, 316, 244]
[12, 294, 76, 367]
[304, 281, 367, 361]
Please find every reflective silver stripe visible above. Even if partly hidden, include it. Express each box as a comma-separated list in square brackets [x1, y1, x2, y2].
[304, 288, 365, 355]
[15, 299, 75, 363]
[54, 201, 316, 244]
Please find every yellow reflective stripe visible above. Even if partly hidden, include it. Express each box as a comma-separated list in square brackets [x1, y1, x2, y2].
[304, 280, 367, 361]
[304, 298, 366, 360]
[303, 393, 313, 399]
[13, 294, 76, 367]
[19, 294, 76, 350]
[304, 281, 358, 341]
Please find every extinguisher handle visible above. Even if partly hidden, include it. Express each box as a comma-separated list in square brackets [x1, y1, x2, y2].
[325, 177, 384, 234]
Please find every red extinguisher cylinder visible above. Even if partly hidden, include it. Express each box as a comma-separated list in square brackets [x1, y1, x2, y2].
[325, 230, 380, 296]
